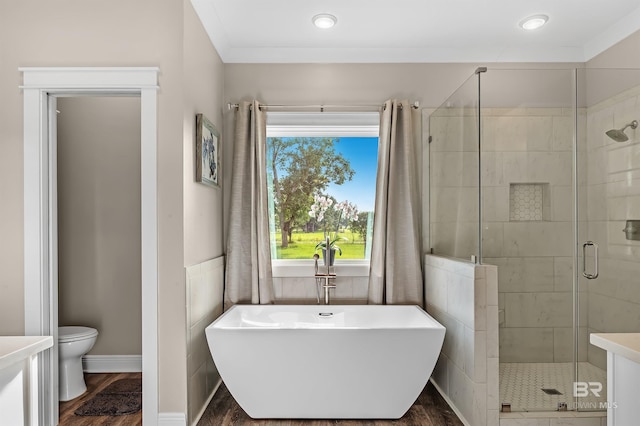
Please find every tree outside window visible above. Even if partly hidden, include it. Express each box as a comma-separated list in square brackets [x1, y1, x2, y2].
[266, 136, 377, 260]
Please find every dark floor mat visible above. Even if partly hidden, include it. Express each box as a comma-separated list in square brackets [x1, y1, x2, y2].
[74, 378, 142, 416]
[100, 378, 142, 394]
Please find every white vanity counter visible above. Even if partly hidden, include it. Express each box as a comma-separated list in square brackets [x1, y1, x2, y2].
[590, 333, 640, 364]
[0, 336, 53, 370]
[590, 333, 640, 426]
[0, 336, 53, 426]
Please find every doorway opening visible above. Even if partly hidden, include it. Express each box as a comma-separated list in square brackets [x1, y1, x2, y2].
[56, 96, 142, 421]
[22, 67, 158, 426]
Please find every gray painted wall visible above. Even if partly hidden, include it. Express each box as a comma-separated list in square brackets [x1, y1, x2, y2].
[57, 96, 142, 356]
[0, 0, 226, 415]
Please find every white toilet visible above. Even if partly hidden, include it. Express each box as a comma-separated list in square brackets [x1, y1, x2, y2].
[58, 326, 98, 401]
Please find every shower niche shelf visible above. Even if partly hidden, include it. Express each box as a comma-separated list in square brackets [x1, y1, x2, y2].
[509, 183, 550, 221]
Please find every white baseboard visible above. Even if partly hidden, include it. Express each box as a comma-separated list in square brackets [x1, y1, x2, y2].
[159, 412, 187, 426]
[82, 355, 142, 373]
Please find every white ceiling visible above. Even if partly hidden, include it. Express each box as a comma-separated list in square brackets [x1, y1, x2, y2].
[191, 0, 640, 64]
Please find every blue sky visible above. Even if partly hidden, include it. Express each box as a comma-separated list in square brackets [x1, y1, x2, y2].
[326, 137, 378, 212]
[268, 137, 379, 213]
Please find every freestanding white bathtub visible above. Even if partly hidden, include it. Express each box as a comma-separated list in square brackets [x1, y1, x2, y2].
[205, 304, 445, 419]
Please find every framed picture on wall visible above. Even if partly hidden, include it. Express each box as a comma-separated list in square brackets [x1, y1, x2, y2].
[195, 113, 220, 188]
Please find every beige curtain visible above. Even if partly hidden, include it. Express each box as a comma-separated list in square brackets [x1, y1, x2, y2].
[368, 99, 423, 306]
[225, 100, 274, 308]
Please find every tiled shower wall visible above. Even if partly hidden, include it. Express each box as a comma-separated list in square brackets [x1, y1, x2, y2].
[429, 108, 479, 260]
[585, 84, 640, 370]
[482, 107, 588, 363]
[425, 254, 499, 426]
[431, 107, 587, 363]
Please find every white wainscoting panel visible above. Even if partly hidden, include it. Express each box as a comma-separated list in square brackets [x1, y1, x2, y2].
[186, 256, 224, 426]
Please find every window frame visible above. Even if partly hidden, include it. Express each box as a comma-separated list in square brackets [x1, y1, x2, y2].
[266, 111, 379, 278]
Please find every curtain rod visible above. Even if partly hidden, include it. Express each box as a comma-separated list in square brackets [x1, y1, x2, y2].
[226, 101, 420, 112]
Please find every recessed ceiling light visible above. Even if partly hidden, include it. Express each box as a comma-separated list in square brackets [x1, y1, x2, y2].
[519, 14, 549, 30]
[312, 14, 337, 29]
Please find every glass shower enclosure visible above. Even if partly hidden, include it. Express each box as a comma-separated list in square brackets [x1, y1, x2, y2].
[429, 67, 640, 413]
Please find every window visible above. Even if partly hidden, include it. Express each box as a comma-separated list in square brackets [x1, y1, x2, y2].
[266, 112, 379, 264]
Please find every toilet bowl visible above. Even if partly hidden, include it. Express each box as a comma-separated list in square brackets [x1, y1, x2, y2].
[58, 326, 98, 401]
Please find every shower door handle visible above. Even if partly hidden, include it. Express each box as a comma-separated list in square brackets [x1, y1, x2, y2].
[582, 241, 599, 279]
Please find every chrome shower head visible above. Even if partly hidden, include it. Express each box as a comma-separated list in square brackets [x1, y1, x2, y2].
[606, 120, 638, 142]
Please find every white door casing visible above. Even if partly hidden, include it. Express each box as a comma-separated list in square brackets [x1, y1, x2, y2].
[21, 67, 159, 426]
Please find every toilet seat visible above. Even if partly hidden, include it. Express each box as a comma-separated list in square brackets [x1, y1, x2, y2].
[59, 326, 98, 343]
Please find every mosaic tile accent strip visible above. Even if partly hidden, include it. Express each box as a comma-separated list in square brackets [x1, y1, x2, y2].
[500, 362, 607, 412]
[510, 184, 544, 221]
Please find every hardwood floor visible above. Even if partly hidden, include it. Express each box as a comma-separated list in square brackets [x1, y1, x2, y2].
[58, 372, 142, 426]
[197, 382, 463, 426]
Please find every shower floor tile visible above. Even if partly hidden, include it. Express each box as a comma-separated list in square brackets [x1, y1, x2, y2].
[500, 362, 607, 412]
